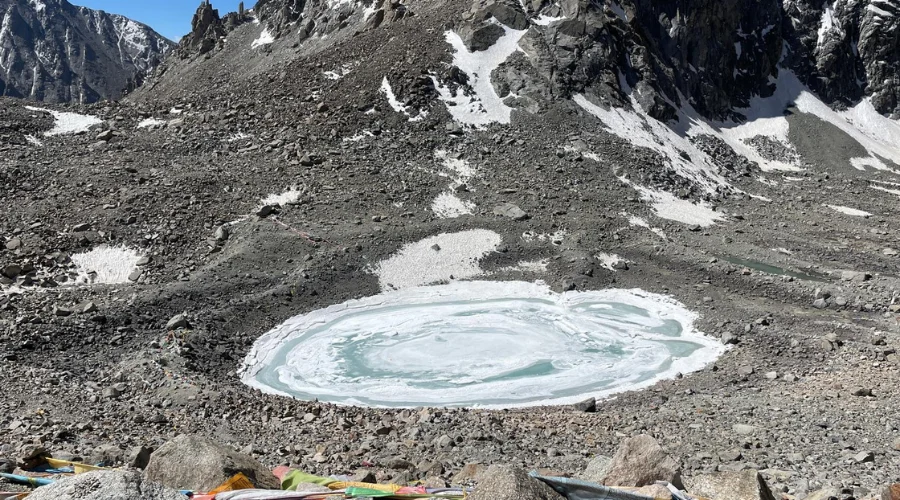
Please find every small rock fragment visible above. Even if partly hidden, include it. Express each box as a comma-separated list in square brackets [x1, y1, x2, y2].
[493, 203, 529, 221]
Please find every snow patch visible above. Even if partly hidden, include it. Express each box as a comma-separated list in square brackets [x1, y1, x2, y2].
[574, 91, 730, 193]
[434, 149, 477, 185]
[380, 77, 408, 114]
[327, 0, 354, 8]
[826, 204, 872, 217]
[71, 246, 143, 285]
[867, 2, 893, 17]
[497, 259, 549, 273]
[362, 2, 378, 20]
[25, 106, 103, 136]
[533, 14, 564, 25]
[636, 186, 725, 227]
[374, 230, 502, 290]
[870, 184, 900, 196]
[430, 151, 477, 218]
[343, 131, 375, 142]
[431, 23, 527, 128]
[136, 118, 166, 129]
[625, 214, 668, 240]
[832, 96, 900, 172]
[324, 64, 353, 80]
[227, 132, 251, 143]
[522, 231, 566, 245]
[251, 28, 274, 49]
[597, 253, 626, 271]
[579, 69, 900, 181]
[720, 71, 900, 173]
[261, 187, 303, 207]
[431, 192, 475, 218]
[380, 77, 428, 122]
[25, 135, 43, 146]
[817, 2, 840, 47]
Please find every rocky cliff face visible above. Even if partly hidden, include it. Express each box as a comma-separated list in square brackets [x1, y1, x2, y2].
[0, 0, 174, 103]
[489, 0, 900, 119]
[786, 0, 900, 116]
[621, 0, 900, 118]
[164, 0, 900, 120]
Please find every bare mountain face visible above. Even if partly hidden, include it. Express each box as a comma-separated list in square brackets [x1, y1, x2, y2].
[0, 0, 174, 103]
[144, 0, 900, 120]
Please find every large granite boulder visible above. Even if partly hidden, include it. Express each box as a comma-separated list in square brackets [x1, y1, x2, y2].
[601, 435, 683, 488]
[470, 465, 564, 500]
[27, 470, 183, 500]
[143, 435, 280, 492]
[684, 470, 777, 500]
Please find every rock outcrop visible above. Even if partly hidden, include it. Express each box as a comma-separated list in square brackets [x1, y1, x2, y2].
[178, 1, 247, 57]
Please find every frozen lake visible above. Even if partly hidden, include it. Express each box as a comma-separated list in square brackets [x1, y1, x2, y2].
[240, 281, 725, 408]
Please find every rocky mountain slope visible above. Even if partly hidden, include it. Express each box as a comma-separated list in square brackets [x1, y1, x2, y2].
[0, 0, 174, 103]
[2, 0, 900, 498]
[142, 0, 900, 120]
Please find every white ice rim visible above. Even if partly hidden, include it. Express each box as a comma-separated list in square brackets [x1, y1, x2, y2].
[240, 280, 726, 409]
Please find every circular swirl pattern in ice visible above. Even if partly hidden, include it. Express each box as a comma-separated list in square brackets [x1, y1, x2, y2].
[240, 281, 725, 408]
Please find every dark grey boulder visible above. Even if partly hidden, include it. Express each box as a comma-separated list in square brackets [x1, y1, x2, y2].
[460, 23, 507, 52]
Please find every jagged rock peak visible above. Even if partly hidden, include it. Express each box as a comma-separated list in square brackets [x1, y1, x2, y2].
[180, 1, 225, 55]
[179, 1, 256, 57]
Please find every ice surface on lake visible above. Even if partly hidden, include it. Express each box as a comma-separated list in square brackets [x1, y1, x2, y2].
[241, 281, 725, 408]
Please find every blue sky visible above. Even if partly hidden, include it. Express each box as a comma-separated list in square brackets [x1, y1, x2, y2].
[71, 1, 244, 41]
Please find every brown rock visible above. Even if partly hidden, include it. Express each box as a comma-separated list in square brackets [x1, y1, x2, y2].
[453, 463, 487, 484]
[884, 484, 900, 500]
[19, 445, 50, 469]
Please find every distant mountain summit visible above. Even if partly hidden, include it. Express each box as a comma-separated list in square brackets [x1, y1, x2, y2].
[0, 0, 174, 103]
